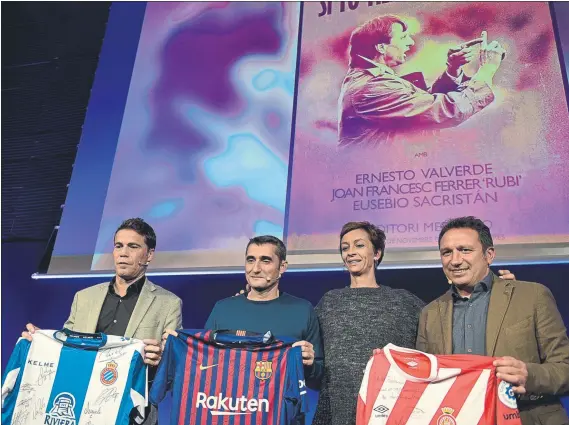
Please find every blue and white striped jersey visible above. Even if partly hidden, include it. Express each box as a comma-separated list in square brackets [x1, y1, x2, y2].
[1, 329, 147, 425]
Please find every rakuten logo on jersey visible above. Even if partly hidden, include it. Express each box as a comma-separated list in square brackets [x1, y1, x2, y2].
[196, 392, 269, 416]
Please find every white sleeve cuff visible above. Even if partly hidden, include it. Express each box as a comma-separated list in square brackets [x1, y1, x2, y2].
[446, 69, 464, 84]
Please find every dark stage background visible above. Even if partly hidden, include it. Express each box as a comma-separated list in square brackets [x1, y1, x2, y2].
[2, 0, 569, 416]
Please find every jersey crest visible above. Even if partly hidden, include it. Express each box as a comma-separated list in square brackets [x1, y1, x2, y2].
[437, 407, 457, 425]
[100, 360, 119, 385]
[255, 360, 273, 380]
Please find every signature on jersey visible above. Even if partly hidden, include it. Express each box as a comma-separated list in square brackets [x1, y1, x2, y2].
[20, 383, 36, 394]
[95, 387, 120, 406]
[36, 366, 56, 386]
[13, 409, 30, 425]
[98, 347, 126, 363]
[83, 402, 102, 415]
[17, 397, 33, 408]
[33, 398, 47, 419]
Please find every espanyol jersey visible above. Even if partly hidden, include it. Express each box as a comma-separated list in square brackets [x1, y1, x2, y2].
[150, 329, 307, 425]
[1, 329, 147, 425]
[357, 344, 522, 425]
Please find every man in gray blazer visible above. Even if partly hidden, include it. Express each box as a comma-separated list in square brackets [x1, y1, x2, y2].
[23, 217, 182, 424]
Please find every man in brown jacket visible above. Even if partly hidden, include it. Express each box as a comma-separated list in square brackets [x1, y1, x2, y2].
[417, 216, 569, 425]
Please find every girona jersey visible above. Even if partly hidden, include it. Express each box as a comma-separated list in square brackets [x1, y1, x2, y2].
[1, 329, 147, 425]
[150, 329, 307, 425]
[357, 344, 522, 425]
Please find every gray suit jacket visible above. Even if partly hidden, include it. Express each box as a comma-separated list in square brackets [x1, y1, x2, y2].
[63, 277, 182, 424]
[417, 276, 569, 425]
[63, 278, 182, 341]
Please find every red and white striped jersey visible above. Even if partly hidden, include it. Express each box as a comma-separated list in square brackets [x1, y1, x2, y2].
[357, 344, 522, 425]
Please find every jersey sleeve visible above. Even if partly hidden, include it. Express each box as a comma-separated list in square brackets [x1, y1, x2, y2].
[284, 346, 308, 424]
[495, 379, 522, 425]
[2, 338, 31, 410]
[149, 334, 176, 405]
[125, 348, 148, 425]
[115, 345, 148, 425]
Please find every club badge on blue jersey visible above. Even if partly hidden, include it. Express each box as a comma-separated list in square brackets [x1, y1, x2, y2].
[254, 361, 273, 381]
[101, 360, 119, 385]
[45, 392, 77, 425]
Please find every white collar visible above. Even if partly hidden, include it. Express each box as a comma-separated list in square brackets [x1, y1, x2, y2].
[357, 55, 396, 77]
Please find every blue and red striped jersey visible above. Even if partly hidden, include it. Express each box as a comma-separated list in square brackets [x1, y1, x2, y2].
[150, 329, 308, 425]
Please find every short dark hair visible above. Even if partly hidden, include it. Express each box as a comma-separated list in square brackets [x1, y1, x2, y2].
[438, 216, 494, 251]
[115, 218, 157, 250]
[246, 235, 287, 263]
[340, 221, 386, 266]
[349, 15, 407, 67]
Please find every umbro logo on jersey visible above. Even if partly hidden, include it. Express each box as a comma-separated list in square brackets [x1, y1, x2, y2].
[199, 364, 218, 371]
[503, 412, 520, 420]
[400, 355, 420, 368]
[374, 405, 389, 414]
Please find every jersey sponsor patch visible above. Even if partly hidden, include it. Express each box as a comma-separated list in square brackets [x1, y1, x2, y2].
[498, 380, 517, 409]
[196, 392, 270, 415]
[45, 392, 77, 425]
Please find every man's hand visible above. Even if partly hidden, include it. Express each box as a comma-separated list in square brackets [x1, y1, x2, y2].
[498, 270, 516, 280]
[447, 38, 481, 77]
[494, 356, 528, 394]
[161, 329, 178, 350]
[21, 323, 40, 342]
[479, 31, 506, 70]
[292, 340, 315, 366]
[473, 31, 506, 85]
[143, 339, 163, 367]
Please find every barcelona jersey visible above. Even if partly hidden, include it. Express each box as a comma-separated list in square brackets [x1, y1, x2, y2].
[150, 330, 307, 425]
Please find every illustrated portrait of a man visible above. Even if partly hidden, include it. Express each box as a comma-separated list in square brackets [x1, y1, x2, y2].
[338, 15, 506, 147]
